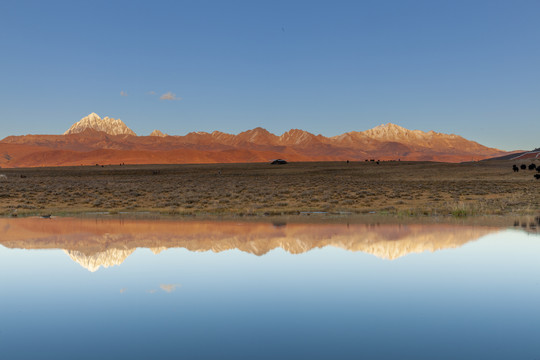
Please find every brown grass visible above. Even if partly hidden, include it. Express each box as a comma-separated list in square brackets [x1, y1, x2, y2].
[0, 160, 538, 218]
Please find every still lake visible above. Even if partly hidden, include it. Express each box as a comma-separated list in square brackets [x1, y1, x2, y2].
[1, 217, 539, 360]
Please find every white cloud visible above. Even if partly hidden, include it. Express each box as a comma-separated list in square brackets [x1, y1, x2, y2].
[160, 92, 180, 101]
[120, 91, 128, 97]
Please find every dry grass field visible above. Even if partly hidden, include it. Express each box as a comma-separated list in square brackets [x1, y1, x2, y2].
[0, 160, 538, 218]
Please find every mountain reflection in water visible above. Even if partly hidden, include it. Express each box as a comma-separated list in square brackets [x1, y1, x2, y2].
[2, 217, 540, 360]
[0, 217, 503, 271]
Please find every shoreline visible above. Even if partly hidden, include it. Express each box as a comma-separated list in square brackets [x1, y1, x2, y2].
[3, 211, 539, 229]
[1, 161, 538, 220]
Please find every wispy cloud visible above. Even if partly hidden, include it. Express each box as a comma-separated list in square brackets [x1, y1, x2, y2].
[119, 288, 127, 294]
[160, 284, 181, 293]
[120, 90, 128, 97]
[160, 92, 180, 101]
[148, 91, 156, 95]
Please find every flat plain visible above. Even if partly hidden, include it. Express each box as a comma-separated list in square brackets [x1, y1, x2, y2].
[0, 160, 538, 218]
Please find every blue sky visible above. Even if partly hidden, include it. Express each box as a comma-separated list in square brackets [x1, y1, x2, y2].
[1, 0, 538, 151]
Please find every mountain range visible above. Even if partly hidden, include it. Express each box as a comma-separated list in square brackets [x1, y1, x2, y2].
[0, 113, 510, 167]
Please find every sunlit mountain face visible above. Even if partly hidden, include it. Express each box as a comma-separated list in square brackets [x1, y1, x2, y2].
[63, 113, 136, 136]
[0, 114, 510, 167]
[0, 217, 505, 271]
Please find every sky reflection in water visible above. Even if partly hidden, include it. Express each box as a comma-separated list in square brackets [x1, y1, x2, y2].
[0, 218, 539, 360]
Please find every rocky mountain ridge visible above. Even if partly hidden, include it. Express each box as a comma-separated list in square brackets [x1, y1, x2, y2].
[149, 129, 167, 137]
[0, 113, 510, 166]
[64, 113, 136, 136]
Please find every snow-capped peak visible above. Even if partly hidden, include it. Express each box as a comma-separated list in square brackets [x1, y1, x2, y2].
[361, 123, 429, 142]
[365, 123, 408, 135]
[64, 113, 137, 136]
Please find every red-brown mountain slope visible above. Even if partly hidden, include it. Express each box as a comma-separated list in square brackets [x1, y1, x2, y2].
[0, 114, 509, 167]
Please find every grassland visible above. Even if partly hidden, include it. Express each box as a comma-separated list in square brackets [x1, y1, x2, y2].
[0, 160, 538, 218]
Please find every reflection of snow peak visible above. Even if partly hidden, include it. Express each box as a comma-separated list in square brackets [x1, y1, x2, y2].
[150, 247, 167, 254]
[58, 227, 497, 271]
[64, 248, 135, 272]
[0, 218, 506, 271]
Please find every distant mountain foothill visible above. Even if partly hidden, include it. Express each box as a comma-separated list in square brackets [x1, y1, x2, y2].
[0, 113, 522, 167]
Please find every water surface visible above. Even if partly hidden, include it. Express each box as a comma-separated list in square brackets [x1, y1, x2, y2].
[0, 217, 539, 359]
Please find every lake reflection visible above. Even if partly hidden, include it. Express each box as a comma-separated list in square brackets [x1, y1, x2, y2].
[1, 217, 504, 271]
[0, 217, 539, 360]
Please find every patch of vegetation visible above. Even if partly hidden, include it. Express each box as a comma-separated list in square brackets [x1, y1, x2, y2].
[0, 161, 538, 218]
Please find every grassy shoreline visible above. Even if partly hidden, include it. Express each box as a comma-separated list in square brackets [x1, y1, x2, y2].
[1, 161, 538, 219]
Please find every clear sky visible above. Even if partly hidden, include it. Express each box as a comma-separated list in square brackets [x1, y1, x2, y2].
[1, 0, 538, 151]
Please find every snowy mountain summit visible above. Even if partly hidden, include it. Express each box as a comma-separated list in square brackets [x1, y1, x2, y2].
[361, 123, 455, 143]
[64, 113, 137, 136]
